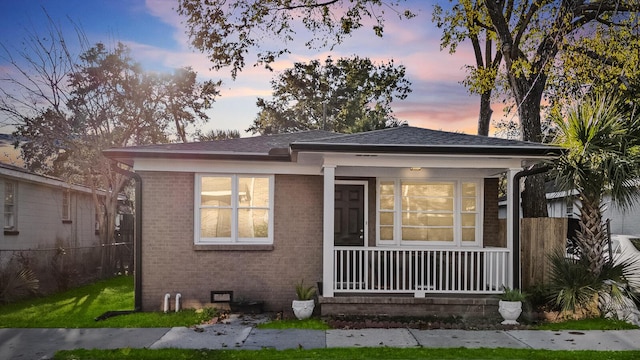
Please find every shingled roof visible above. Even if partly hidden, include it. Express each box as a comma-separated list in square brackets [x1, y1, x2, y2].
[291, 126, 561, 156]
[103, 126, 562, 164]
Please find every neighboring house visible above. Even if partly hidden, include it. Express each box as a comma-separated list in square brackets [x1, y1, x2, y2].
[499, 185, 640, 236]
[546, 191, 640, 236]
[104, 126, 562, 316]
[0, 162, 105, 294]
[0, 162, 100, 250]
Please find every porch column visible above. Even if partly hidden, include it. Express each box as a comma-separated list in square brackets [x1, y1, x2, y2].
[322, 165, 336, 297]
[506, 168, 519, 289]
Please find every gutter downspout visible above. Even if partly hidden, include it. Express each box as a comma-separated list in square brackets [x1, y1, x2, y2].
[512, 165, 550, 290]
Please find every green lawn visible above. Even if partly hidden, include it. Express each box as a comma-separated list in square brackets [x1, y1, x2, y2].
[0, 275, 217, 328]
[3, 276, 639, 359]
[54, 348, 640, 360]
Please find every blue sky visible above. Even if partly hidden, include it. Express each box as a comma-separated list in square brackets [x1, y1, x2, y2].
[0, 0, 483, 137]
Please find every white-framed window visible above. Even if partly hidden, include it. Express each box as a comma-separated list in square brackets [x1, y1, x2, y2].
[377, 179, 482, 246]
[62, 190, 71, 221]
[4, 181, 16, 230]
[195, 174, 273, 244]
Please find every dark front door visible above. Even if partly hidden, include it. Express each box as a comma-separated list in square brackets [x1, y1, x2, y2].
[334, 185, 365, 246]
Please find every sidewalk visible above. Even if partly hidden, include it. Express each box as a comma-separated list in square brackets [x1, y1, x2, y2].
[2, 316, 640, 359]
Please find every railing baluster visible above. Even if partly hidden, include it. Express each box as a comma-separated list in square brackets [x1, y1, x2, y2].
[332, 247, 509, 295]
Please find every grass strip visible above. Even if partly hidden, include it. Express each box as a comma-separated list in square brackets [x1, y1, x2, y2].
[0, 275, 215, 328]
[54, 347, 640, 360]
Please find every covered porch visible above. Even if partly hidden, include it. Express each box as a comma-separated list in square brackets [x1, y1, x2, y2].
[315, 163, 523, 304]
[288, 127, 560, 317]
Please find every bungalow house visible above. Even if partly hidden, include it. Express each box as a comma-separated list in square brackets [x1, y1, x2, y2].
[104, 126, 562, 317]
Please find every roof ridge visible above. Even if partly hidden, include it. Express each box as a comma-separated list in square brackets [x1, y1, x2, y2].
[294, 126, 409, 143]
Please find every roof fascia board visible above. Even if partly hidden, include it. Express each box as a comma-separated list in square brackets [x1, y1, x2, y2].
[291, 142, 563, 157]
[133, 158, 322, 175]
[0, 168, 98, 195]
[103, 149, 290, 162]
[318, 152, 532, 169]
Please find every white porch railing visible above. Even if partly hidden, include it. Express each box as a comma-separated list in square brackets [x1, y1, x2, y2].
[333, 247, 510, 296]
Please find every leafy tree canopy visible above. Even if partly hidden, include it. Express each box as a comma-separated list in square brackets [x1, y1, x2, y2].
[197, 129, 241, 141]
[551, 92, 640, 275]
[1, 21, 221, 275]
[177, 0, 415, 79]
[247, 56, 411, 134]
[11, 42, 220, 176]
[433, 0, 640, 139]
[434, 0, 640, 218]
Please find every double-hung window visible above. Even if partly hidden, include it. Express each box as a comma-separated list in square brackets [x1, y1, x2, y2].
[4, 181, 16, 231]
[195, 174, 273, 244]
[377, 179, 481, 246]
[62, 190, 71, 222]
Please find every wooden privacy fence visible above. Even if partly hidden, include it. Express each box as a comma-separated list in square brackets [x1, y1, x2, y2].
[520, 217, 567, 289]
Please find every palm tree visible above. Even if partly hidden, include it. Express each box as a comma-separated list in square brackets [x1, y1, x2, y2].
[552, 93, 640, 277]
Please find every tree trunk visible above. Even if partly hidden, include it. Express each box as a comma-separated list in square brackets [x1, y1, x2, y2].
[477, 91, 493, 136]
[516, 79, 548, 218]
[577, 195, 607, 276]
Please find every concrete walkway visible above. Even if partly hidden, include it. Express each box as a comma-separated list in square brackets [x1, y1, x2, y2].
[2, 315, 640, 359]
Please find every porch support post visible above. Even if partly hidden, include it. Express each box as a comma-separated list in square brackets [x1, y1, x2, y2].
[506, 168, 519, 290]
[322, 165, 336, 297]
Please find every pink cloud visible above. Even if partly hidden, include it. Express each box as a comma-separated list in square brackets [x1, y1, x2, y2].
[137, 0, 485, 136]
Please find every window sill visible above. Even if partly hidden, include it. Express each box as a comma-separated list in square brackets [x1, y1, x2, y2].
[193, 244, 274, 251]
[4, 230, 19, 236]
[62, 220, 72, 224]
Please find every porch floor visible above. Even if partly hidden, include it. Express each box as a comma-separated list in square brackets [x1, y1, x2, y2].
[318, 294, 500, 318]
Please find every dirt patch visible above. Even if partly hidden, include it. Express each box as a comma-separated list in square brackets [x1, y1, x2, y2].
[325, 314, 535, 330]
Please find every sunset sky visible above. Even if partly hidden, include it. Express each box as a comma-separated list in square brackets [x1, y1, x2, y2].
[0, 0, 487, 138]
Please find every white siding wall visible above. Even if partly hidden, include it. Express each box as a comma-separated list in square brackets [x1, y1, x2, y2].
[0, 176, 99, 250]
[500, 195, 640, 236]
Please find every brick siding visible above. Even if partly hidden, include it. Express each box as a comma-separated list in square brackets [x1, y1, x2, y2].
[138, 172, 323, 312]
[483, 178, 503, 247]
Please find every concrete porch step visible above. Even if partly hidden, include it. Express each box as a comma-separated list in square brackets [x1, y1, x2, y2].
[318, 294, 499, 318]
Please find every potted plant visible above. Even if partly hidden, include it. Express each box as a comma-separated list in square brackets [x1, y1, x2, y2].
[498, 287, 526, 325]
[292, 280, 316, 320]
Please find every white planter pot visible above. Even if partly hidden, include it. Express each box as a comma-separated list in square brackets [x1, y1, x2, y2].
[498, 300, 522, 325]
[292, 299, 315, 320]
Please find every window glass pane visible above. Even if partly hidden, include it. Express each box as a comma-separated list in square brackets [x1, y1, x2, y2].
[201, 177, 232, 205]
[462, 198, 476, 212]
[428, 228, 454, 241]
[402, 227, 427, 241]
[62, 191, 70, 220]
[4, 182, 14, 229]
[462, 228, 476, 242]
[5, 182, 14, 205]
[462, 182, 477, 196]
[238, 209, 269, 238]
[403, 197, 453, 211]
[379, 226, 394, 240]
[4, 214, 13, 228]
[380, 195, 394, 210]
[379, 212, 394, 226]
[239, 177, 269, 207]
[402, 182, 453, 197]
[201, 208, 231, 237]
[461, 214, 476, 227]
[380, 181, 394, 195]
[402, 213, 453, 226]
[402, 228, 455, 242]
